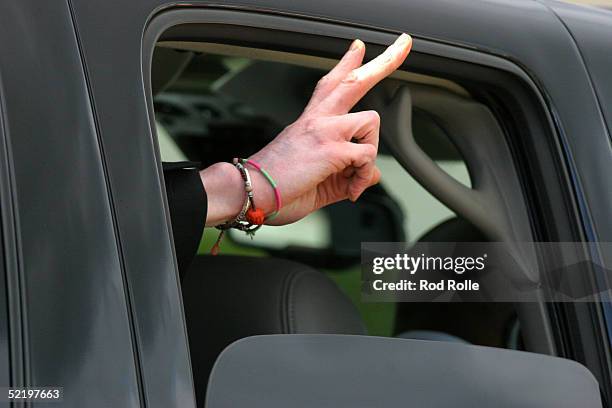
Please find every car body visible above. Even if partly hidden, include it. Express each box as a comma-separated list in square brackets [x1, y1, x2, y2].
[0, 0, 610, 406]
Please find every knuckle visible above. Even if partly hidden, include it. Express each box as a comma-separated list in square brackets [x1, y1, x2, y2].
[302, 117, 318, 134]
[363, 143, 377, 158]
[315, 75, 330, 91]
[366, 110, 381, 127]
[300, 117, 327, 145]
[341, 71, 360, 85]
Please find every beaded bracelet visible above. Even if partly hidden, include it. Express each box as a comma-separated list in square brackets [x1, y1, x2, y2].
[210, 158, 281, 255]
[210, 162, 253, 255]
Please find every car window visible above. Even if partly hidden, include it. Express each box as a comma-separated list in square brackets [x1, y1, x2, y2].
[156, 52, 470, 245]
[153, 50, 474, 337]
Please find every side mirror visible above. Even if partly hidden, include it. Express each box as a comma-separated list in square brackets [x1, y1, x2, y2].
[206, 335, 601, 408]
[229, 184, 406, 269]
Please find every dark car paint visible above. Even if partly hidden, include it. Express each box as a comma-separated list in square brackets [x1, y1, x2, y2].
[0, 0, 610, 407]
[0, 1, 141, 405]
[544, 1, 612, 140]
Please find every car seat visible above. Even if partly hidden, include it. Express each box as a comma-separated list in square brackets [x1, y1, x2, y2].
[395, 217, 515, 347]
[182, 255, 366, 405]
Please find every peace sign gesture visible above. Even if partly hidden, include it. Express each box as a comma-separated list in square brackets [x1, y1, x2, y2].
[203, 34, 412, 226]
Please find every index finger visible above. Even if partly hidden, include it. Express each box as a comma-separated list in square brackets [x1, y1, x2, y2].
[319, 33, 412, 115]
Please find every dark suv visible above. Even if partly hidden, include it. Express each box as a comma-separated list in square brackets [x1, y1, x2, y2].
[0, 0, 610, 407]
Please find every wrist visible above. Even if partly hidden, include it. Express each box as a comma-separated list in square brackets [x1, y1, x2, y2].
[200, 162, 245, 227]
[200, 161, 277, 227]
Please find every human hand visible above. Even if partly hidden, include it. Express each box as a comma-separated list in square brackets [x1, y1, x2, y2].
[202, 33, 412, 227]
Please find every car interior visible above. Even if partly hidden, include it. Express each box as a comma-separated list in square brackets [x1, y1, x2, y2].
[151, 43, 527, 403]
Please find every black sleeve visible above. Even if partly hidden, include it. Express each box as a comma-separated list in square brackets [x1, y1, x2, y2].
[163, 162, 207, 279]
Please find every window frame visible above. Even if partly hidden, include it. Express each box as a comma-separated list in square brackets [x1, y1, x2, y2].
[143, 6, 611, 397]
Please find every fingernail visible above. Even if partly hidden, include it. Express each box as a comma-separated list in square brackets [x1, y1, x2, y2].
[350, 39, 363, 52]
[397, 33, 411, 45]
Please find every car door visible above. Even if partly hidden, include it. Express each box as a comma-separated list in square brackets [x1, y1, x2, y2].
[69, 0, 611, 406]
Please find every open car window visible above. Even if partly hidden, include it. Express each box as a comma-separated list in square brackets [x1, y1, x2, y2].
[155, 50, 471, 247]
[151, 47, 523, 344]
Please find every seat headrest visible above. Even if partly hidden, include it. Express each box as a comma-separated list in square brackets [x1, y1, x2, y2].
[182, 255, 365, 402]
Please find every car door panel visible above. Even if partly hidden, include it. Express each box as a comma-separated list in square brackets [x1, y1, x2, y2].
[0, 1, 140, 405]
[67, 0, 611, 406]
